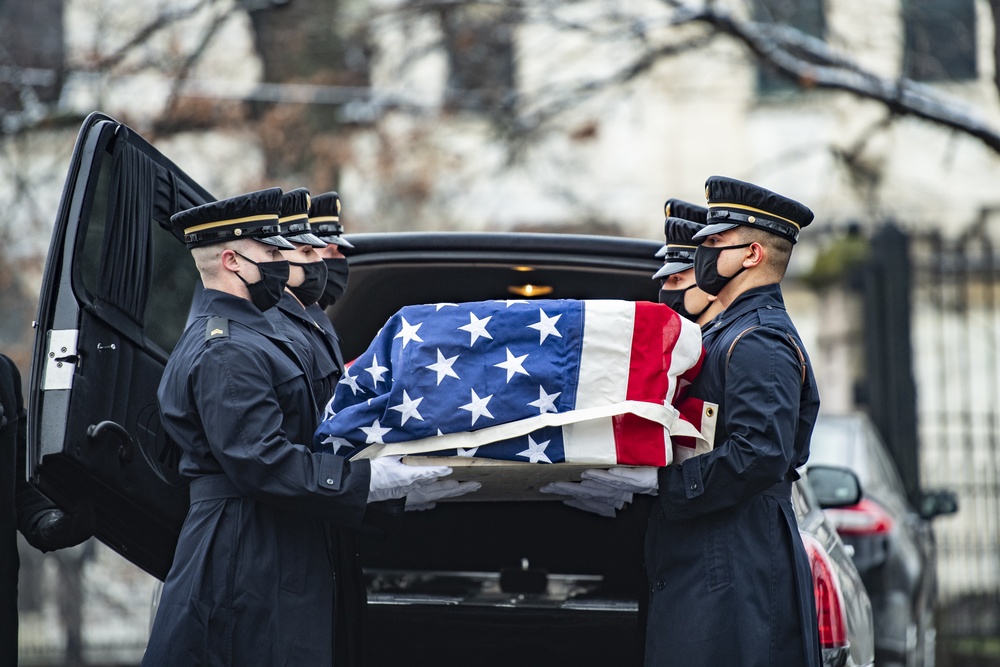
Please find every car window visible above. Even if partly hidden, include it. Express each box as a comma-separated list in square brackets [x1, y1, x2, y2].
[75, 131, 199, 356]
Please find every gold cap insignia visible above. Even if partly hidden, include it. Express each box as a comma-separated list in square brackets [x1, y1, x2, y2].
[336, 199, 342, 214]
[664, 202, 671, 217]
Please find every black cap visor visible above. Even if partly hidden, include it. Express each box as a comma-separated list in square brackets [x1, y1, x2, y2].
[691, 221, 740, 242]
[652, 261, 694, 280]
[257, 235, 296, 250]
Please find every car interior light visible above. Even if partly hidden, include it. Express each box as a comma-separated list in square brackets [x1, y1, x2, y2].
[823, 498, 895, 536]
[508, 284, 553, 297]
[802, 532, 848, 649]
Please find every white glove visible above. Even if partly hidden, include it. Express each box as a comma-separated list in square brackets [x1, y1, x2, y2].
[405, 479, 482, 511]
[539, 479, 634, 517]
[580, 467, 659, 495]
[368, 456, 453, 503]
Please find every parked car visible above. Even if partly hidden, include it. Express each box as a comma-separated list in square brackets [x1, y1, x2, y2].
[31, 112, 873, 666]
[806, 413, 959, 667]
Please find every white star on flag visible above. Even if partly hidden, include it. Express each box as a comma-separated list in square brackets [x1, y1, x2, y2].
[393, 317, 424, 348]
[495, 347, 530, 383]
[389, 390, 424, 425]
[426, 349, 460, 385]
[360, 419, 392, 444]
[527, 309, 562, 344]
[527, 385, 561, 414]
[457, 447, 480, 457]
[321, 434, 351, 455]
[365, 354, 389, 384]
[339, 369, 362, 395]
[501, 299, 528, 307]
[459, 388, 495, 426]
[517, 435, 552, 464]
[435, 302, 458, 310]
[458, 312, 493, 346]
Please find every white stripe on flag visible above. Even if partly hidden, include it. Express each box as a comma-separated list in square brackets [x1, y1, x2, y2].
[563, 300, 635, 464]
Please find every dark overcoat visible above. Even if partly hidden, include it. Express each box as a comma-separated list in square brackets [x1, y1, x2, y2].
[306, 302, 346, 378]
[268, 293, 343, 413]
[142, 290, 370, 667]
[269, 293, 368, 667]
[644, 284, 822, 667]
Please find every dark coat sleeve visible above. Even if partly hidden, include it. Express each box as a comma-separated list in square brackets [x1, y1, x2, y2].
[0, 356, 58, 538]
[657, 326, 804, 520]
[191, 340, 370, 527]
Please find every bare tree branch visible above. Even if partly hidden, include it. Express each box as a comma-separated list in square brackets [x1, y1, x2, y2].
[153, 3, 238, 134]
[667, 0, 1000, 155]
[84, 0, 215, 72]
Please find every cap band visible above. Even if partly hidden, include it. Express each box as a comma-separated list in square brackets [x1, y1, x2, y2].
[309, 215, 340, 223]
[183, 213, 278, 235]
[279, 213, 309, 225]
[709, 202, 801, 229]
[184, 224, 286, 245]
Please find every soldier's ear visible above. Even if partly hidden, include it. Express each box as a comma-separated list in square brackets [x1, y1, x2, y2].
[744, 242, 765, 268]
[220, 248, 242, 272]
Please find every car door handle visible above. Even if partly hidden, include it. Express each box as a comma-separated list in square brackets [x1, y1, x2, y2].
[87, 420, 134, 464]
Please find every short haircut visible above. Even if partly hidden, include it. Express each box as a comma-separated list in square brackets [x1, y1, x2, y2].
[737, 226, 793, 278]
[191, 239, 256, 278]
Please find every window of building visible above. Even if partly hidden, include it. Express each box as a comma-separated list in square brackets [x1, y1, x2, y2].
[752, 0, 826, 94]
[903, 0, 976, 82]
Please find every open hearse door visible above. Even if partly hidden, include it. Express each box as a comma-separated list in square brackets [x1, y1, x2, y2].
[28, 112, 211, 579]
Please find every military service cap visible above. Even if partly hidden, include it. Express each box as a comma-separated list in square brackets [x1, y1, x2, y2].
[694, 176, 814, 244]
[309, 192, 354, 249]
[652, 218, 705, 280]
[655, 198, 708, 258]
[171, 187, 294, 249]
[279, 188, 327, 248]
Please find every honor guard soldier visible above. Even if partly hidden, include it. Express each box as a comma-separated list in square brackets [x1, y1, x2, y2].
[308, 191, 351, 378]
[644, 176, 822, 667]
[2, 355, 93, 664]
[143, 188, 452, 667]
[652, 213, 724, 327]
[654, 198, 708, 259]
[268, 187, 343, 412]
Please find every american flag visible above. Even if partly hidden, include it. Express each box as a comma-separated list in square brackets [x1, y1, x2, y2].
[313, 299, 706, 467]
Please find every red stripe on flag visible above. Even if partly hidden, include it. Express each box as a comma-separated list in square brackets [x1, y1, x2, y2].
[612, 302, 676, 466]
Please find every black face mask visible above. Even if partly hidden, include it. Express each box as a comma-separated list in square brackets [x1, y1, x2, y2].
[234, 253, 289, 312]
[694, 243, 752, 296]
[287, 260, 329, 307]
[659, 284, 710, 322]
[317, 257, 349, 309]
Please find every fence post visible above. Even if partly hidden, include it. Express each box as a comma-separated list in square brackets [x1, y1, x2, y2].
[859, 222, 921, 501]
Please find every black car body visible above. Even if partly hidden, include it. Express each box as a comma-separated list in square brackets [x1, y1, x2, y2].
[31, 113, 873, 666]
[807, 414, 958, 667]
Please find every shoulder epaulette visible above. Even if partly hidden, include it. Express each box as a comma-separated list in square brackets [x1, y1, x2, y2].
[206, 316, 230, 341]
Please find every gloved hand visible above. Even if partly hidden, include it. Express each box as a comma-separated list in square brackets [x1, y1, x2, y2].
[368, 456, 453, 503]
[539, 479, 634, 517]
[580, 467, 659, 495]
[26, 500, 95, 552]
[405, 479, 482, 511]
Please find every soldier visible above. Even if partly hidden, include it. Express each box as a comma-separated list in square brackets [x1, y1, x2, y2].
[142, 188, 452, 667]
[267, 188, 342, 412]
[644, 176, 821, 666]
[1, 354, 93, 665]
[308, 191, 353, 316]
[652, 212, 724, 327]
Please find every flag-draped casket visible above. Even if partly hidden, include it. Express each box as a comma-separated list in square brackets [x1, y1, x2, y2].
[314, 299, 711, 474]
